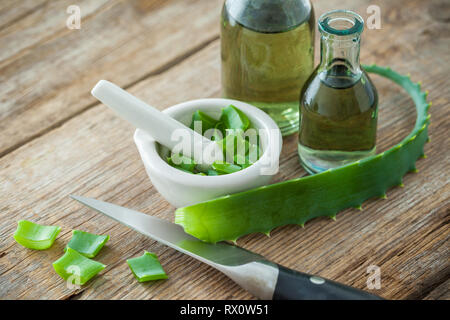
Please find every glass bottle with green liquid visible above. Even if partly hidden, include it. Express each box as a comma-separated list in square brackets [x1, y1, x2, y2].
[221, 0, 315, 136]
[298, 10, 378, 173]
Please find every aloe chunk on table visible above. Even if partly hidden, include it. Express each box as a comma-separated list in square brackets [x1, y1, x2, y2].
[13, 220, 61, 250]
[126, 251, 168, 282]
[53, 247, 106, 285]
[65, 230, 109, 258]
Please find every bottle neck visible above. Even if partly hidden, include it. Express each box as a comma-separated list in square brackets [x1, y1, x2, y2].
[319, 34, 361, 76]
[317, 10, 364, 80]
[224, 0, 312, 33]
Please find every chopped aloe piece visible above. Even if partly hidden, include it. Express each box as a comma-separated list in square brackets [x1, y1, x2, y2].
[220, 105, 250, 131]
[246, 143, 262, 164]
[13, 220, 61, 250]
[65, 230, 109, 258]
[167, 154, 196, 172]
[234, 153, 252, 168]
[127, 251, 168, 282]
[207, 169, 220, 176]
[212, 161, 242, 174]
[53, 247, 106, 285]
[196, 172, 207, 176]
[213, 122, 226, 141]
[216, 130, 250, 162]
[190, 110, 218, 135]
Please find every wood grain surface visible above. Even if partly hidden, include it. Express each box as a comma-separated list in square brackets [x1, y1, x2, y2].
[0, 0, 448, 300]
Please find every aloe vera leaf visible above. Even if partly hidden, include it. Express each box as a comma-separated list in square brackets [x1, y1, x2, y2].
[53, 247, 106, 285]
[13, 220, 61, 250]
[167, 154, 196, 172]
[175, 65, 431, 243]
[65, 230, 109, 258]
[220, 105, 250, 131]
[126, 251, 168, 282]
[190, 110, 218, 135]
[212, 161, 242, 174]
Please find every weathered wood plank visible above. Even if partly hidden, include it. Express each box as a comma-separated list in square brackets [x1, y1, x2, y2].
[0, 0, 222, 157]
[0, 30, 449, 299]
[0, 0, 111, 63]
[423, 279, 450, 300]
[0, 0, 449, 300]
[0, 0, 48, 31]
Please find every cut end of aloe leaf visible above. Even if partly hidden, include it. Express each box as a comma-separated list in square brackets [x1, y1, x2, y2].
[126, 251, 167, 282]
[13, 220, 61, 250]
[174, 65, 431, 243]
[53, 247, 106, 285]
[65, 230, 109, 258]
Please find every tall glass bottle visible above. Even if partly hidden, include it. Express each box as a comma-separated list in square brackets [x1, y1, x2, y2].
[221, 0, 314, 136]
[298, 10, 378, 173]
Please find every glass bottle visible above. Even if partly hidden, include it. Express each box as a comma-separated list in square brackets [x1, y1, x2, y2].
[221, 0, 315, 136]
[298, 10, 378, 173]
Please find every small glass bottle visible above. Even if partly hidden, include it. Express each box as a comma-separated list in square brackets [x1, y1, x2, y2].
[298, 10, 378, 173]
[221, 0, 315, 136]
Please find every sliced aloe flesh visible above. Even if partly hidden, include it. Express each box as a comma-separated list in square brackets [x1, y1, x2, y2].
[13, 220, 61, 250]
[220, 105, 250, 131]
[126, 251, 168, 282]
[246, 144, 261, 164]
[175, 65, 431, 243]
[53, 247, 106, 285]
[216, 130, 250, 162]
[65, 230, 109, 258]
[212, 161, 242, 174]
[211, 122, 226, 141]
[190, 110, 218, 135]
[207, 169, 220, 176]
[165, 105, 261, 175]
[167, 154, 196, 172]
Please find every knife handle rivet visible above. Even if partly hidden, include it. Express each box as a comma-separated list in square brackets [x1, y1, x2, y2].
[310, 276, 325, 285]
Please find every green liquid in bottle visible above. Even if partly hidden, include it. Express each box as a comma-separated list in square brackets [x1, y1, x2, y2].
[298, 10, 378, 174]
[221, 1, 314, 136]
[298, 64, 378, 173]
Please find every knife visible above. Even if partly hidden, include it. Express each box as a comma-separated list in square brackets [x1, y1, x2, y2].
[71, 195, 383, 300]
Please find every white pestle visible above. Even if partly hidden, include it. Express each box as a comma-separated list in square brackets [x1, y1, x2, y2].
[91, 80, 223, 168]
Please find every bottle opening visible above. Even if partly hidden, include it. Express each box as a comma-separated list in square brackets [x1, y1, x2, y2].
[319, 10, 364, 36]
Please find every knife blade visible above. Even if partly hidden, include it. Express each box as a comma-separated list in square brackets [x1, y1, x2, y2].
[71, 195, 383, 300]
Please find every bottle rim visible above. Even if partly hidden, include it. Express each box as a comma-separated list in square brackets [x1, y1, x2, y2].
[318, 10, 364, 36]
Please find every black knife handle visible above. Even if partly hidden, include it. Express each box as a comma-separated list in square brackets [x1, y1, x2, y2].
[273, 265, 384, 300]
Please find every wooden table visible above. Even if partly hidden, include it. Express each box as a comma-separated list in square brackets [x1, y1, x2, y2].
[0, 0, 448, 300]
